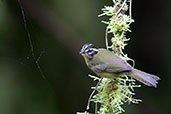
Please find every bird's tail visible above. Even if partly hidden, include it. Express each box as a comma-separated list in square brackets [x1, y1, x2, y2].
[127, 68, 160, 88]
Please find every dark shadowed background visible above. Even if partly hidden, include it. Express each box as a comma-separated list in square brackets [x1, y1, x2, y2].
[0, 0, 170, 114]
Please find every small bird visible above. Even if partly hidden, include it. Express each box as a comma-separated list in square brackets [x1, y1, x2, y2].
[80, 43, 160, 88]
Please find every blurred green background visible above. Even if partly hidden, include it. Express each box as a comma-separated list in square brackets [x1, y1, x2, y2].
[0, 0, 170, 114]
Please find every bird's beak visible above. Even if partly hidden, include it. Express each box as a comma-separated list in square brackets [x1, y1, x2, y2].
[80, 48, 85, 55]
[80, 50, 84, 54]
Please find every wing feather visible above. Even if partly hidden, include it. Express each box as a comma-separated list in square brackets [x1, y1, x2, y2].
[92, 49, 132, 73]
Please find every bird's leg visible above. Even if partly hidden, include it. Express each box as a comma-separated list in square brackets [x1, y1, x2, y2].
[109, 78, 118, 93]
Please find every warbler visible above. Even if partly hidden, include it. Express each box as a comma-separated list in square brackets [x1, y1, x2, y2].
[80, 43, 160, 87]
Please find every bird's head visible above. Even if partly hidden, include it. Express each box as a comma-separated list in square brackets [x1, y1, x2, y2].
[80, 43, 98, 59]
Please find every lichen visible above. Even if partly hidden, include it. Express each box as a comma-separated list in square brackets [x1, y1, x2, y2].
[91, 75, 141, 114]
[78, 0, 142, 114]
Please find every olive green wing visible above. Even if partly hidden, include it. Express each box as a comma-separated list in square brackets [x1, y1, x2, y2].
[92, 48, 132, 73]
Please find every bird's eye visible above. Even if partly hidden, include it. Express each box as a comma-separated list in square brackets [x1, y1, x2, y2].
[85, 48, 98, 58]
[86, 50, 92, 53]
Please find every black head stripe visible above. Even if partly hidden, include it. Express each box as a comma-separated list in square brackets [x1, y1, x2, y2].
[85, 48, 98, 58]
[80, 43, 97, 54]
[83, 43, 97, 50]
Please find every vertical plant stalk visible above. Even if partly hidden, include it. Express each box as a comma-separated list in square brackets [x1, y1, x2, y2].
[77, 0, 141, 114]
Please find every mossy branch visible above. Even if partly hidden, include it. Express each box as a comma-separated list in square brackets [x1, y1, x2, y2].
[78, 0, 141, 114]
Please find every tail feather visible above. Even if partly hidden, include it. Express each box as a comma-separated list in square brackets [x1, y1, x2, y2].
[127, 69, 160, 88]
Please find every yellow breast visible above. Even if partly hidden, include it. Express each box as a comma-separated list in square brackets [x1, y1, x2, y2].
[95, 72, 119, 79]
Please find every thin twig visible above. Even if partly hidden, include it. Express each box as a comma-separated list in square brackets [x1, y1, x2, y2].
[105, 27, 109, 50]
[36, 50, 45, 62]
[115, 0, 127, 17]
[129, 58, 135, 68]
[86, 78, 102, 110]
[95, 102, 98, 114]
[129, 0, 132, 18]
[19, 0, 83, 65]
[18, 0, 46, 79]
[119, 47, 135, 67]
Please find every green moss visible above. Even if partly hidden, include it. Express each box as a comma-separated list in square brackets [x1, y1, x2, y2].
[92, 76, 141, 114]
